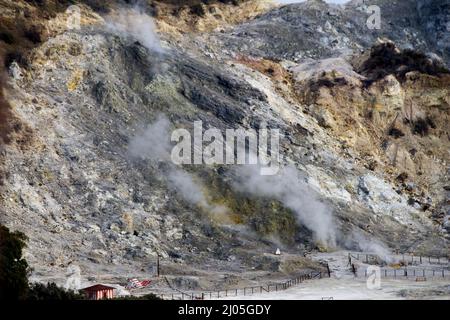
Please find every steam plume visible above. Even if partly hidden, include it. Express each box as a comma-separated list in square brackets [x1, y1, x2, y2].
[349, 231, 394, 263]
[64, 264, 81, 290]
[128, 115, 171, 162]
[106, 8, 163, 53]
[128, 115, 228, 217]
[234, 165, 337, 247]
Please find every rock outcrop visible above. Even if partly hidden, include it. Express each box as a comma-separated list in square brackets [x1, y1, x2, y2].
[0, 0, 448, 287]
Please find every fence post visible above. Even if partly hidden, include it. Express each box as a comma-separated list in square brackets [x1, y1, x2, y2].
[420, 256, 422, 264]
[443, 270, 445, 278]
[225, 290, 228, 297]
[394, 269, 396, 278]
[235, 289, 237, 296]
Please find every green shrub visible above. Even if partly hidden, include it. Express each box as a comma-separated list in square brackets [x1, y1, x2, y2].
[27, 282, 86, 300]
[112, 293, 162, 300]
[412, 118, 428, 136]
[0, 225, 29, 300]
[190, 4, 206, 16]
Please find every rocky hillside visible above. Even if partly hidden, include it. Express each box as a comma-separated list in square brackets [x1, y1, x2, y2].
[0, 0, 448, 288]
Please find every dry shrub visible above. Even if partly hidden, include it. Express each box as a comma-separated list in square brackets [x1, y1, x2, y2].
[357, 42, 449, 86]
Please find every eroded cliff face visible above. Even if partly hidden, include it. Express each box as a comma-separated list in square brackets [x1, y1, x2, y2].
[210, 0, 449, 64]
[0, 0, 448, 286]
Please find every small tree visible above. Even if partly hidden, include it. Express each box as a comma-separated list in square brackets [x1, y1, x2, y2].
[0, 225, 29, 300]
[27, 282, 85, 300]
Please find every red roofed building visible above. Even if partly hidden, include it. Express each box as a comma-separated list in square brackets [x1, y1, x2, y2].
[80, 284, 115, 300]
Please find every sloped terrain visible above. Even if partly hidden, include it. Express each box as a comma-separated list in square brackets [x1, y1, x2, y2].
[0, 0, 448, 291]
[211, 0, 449, 63]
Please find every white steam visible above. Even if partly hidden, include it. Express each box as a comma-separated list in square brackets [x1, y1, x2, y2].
[128, 119, 396, 253]
[106, 8, 163, 53]
[128, 115, 172, 162]
[350, 231, 393, 263]
[167, 169, 229, 216]
[64, 264, 81, 290]
[234, 165, 337, 247]
[129, 117, 337, 244]
[167, 169, 205, 205]
[128, 115, 228, 217]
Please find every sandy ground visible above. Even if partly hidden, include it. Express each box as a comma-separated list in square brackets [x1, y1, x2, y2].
[219, 277, 450, 300]
[219, 251, 450, 300]
[33, 250, 448, 300]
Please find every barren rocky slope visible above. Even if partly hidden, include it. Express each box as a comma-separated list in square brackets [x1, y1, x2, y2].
[0, 0, 448, 289]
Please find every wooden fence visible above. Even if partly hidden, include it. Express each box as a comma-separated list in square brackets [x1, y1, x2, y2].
[348, 252, 450, 279]
[158, 271, 323, 300]
[349, 253, 449, 265]
[358, 267, 450, 279]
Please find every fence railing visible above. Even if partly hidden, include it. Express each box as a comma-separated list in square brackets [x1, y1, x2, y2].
[349, 253, 449, 265]
[158, 271, 323, 300]
[348, 252, 450, 279]
[358, 267, 450, 279]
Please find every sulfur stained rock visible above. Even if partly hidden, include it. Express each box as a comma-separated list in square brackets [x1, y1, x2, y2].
[1, 0, 449, 286]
